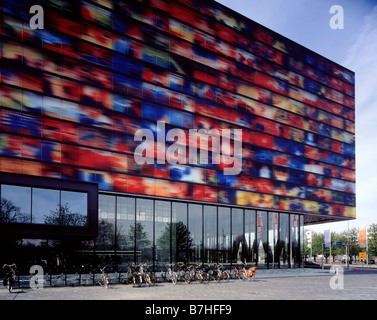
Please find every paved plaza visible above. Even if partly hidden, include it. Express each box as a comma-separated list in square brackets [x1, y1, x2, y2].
[1, 268, 376, 301]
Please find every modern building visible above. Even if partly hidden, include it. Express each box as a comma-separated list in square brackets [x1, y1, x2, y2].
[0, 0, 355, 274]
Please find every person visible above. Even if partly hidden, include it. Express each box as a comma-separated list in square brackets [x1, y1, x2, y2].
[2, 263, 16, 291]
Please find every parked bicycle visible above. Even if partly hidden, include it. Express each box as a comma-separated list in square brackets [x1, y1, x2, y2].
[211, 264, 230, 282]
[97, 266, 109, 289]
[164, 264, 178, 284]
[142, 263, 155, 286]
[232, 265, 246, 280]
[3, 264, 17, 293]
[185, 264, 209, 284]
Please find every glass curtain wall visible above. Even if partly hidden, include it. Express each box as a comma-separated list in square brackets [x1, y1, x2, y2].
[232, 208, 244, 264]
[172, 202, 188, 264]
[93, 194, 303, 269]
[290, 214, 300, 267]
[136, 198, 153, 263]
[218, 207, 231, 264]
[279, 213, 290, 268]
[188, 204, 202, 264]
[245, 209, 256, 264]
[256, 211, 268, 267]
[204, 205, 217, 263]
[116, 197, 135, 264]
[269, 212, 279, 268]
[155, 200, 171, 270]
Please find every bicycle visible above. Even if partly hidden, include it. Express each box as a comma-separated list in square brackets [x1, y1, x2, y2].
[129, 263, 142, 287]
[232, 265, 246, 280]
[97, 266, 109, 289]
[211, 264, 230, 282]
[141, 263, 153, 287]
[164, 264, 178, 285]
[3, 264, 16, 293]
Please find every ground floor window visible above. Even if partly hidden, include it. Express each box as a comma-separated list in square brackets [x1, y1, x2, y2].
[94, 194, 304, 270]
[0, 193, 305, 272]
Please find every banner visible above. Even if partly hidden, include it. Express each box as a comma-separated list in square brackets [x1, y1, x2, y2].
[358, 227, 367, 248]
[306, 230, 312, 249]
[324, 229, 331, 248]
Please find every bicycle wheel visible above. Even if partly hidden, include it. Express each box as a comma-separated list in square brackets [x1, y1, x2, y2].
[165, 269, 171, 282]
[138, 275, 143, 287]
[195, 272, 202, 284]
[184, 272, 191, 284]
[145, 274, 151, 287]
[172, 272, 178, 285]
[7, 279, 12, 293]
[203, 272, 210, 284]
[222, 271, 230, 282]
[97, 275, 104, 286]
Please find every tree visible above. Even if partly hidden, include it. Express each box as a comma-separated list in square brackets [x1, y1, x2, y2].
[0, 198, 29, 223]
[44, 203, 87, 226]
[367, 224, 377, 257]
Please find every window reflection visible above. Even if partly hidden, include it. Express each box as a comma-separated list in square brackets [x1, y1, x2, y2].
[204, 205, 217, 263]
[232, 208, 244, 263]
[97, 195, 115, 250]
[257, 211, 268, 267]
[188, 203, 202, 264]
[61, 191, 88, 226]
[32, 188, 60, 224]
[0, 184, 88, 226]
[218, 207, 230, 264]
[136, 198, 153, 263]
[279, 213, 290, 268]
[116, 196, 135, 264]
[172, 202, 188, 264]
[155, 200, 171, 269]
[269, 212, 279, 268]
[245, 209, 256, 264]
[291, 214, 300, 267]
[1, 185, 31, 223]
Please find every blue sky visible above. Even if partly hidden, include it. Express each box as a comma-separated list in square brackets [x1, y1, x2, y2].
[217, 0, 377, 233]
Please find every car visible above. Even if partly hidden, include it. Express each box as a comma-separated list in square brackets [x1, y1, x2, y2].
[362, 259, 375, 264]
[304, 260, 321, 268]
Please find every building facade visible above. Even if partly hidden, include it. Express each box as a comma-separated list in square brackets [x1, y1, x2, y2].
[0, 0, 355, 273]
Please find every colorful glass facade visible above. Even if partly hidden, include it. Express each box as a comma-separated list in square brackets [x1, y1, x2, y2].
[0, 0, 355, 221]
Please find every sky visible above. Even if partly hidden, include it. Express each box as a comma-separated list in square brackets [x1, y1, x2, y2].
[217, 0, 377, 234]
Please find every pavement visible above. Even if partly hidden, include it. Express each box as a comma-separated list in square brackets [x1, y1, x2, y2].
[1, 267, 377, 301]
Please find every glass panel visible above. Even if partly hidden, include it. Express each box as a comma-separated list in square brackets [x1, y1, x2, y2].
[1, 185, 31, 223]
[300, 215, 304, 268]
[136, 198, 153, 263]
[116, 196, 135, 265]
[218, 206, 230, 264]
[172, 202, 188, 264]
[155, 200, 171, 270]
[269, 212, 279, 268]
[204, 205, 217, 264]
[279, 213, 290, 268]
[61, 190, 88, 226]
[188, 203, 202, 264]
[245, 209, 256, 264]
[256, 211, 268, 267]
[97, 195, 116, 250]
[32, 188, 60, 224]
[291, 214, 300, 267]
[232, 208, 244, 264]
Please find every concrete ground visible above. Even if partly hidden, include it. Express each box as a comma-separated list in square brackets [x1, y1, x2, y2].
[1, 267, 376, 300]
